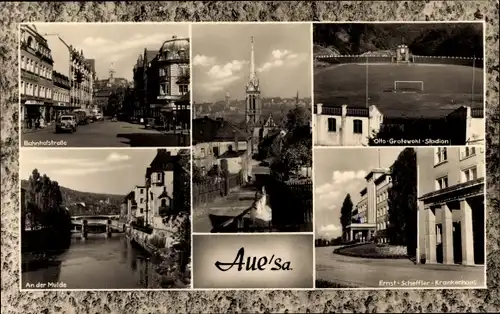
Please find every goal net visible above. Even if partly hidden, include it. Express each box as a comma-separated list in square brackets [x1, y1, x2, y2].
[394, 80, 424, 93]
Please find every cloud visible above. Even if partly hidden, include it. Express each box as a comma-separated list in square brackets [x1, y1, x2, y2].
[80, 33, 181, 57]
[332, 170, 367, 185]
[257, 49, 308, 73]
[202, 75, 241, 92]
[36, 153, 132, 177]
[315, 170, 367, 215]
[106, 152, 131, 162]
[193, 54, 216, 67]
[199, 59, 247, 93]
[316, 224, 342, 239]
[53, 164, 132, 176]
[207, 60, 247, 79]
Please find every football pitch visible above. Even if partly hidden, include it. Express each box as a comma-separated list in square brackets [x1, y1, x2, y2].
[314, 63, 484, 119]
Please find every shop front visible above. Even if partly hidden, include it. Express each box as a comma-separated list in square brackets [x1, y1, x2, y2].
[22, 100, 44, 130]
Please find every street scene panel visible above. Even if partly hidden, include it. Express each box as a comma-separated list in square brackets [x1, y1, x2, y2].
[20, 148, 191, 289]
[191, 23, 313, 233]
[417, 147, 485, 280]
[20, 23, 190, 148]
[313, 23, 484, 146]
[315, 147, 484, 288]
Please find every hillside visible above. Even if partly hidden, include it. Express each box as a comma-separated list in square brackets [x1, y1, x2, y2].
[313, 23, 483, 57]
[21, 180, 125, 216]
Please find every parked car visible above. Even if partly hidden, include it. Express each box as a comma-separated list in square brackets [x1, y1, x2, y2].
[144, 118, 156, 129]
[55, 114, 77, 133]
[72, 110, 88, 125]
[94, 113, 103, 121]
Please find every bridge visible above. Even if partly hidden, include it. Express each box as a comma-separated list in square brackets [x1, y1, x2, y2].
[71, 215, 126, 240]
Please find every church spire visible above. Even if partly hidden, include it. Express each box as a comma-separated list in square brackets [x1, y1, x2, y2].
[250, 37, 255, 79]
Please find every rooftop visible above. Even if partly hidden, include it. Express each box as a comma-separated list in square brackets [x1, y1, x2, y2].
[193, 117, 251, 144]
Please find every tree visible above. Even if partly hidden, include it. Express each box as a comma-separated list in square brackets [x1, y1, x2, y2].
[340, 194, 353, 233]
[387, 148, 417, 257]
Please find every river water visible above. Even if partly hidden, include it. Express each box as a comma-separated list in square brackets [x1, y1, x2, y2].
[21, 233, 160, 289]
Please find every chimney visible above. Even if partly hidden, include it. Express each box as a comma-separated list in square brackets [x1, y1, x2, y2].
[172, 35, 177, 39]
[233, 130, 239, 152]
[316, 103, 323, 115]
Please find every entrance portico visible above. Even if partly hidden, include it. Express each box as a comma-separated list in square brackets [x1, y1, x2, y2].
[419, 177, 484, 266]
[345, 223, 377, 242]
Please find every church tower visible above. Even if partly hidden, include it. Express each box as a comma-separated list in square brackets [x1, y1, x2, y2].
[245, 36, 262, 125]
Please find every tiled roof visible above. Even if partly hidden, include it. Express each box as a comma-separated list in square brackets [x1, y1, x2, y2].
[193, 117, 251, 144]
[145, 149, 177, 178]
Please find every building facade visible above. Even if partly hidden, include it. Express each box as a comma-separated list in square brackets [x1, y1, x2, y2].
[51, 71, 71, 114]
[193, 117, 253, 180]
[133, 185, 147, 219]
[314, 104, 383, 146]
[346, 168, 391, 243]
[417, 146, 485, 266]
[69, 47, 94, 110]
[20, 24, 54, 127]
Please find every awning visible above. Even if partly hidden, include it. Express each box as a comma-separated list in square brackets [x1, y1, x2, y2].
[24, 100, 44, 105]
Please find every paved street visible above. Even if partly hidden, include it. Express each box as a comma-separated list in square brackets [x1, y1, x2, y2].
[21, 120, 190, 147]
[316, 246, 485, 288]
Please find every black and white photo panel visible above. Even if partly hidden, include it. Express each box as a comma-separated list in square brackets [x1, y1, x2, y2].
[20, 148, 191, 290]
[313, 22, 484, 147]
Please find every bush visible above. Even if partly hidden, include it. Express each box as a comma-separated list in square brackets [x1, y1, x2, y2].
[315, 279, 354, 288]
[149, 234, 167, 250]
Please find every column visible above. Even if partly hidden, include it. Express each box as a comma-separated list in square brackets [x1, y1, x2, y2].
[425, 207, 436, 264]
[460, 199, 475, 265]
[349, 229, 353, 242]
[441, 203, 454, 264]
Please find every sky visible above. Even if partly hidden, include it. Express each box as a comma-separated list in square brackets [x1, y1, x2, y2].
[192, 23, 312, 103]
[32, 23, 189, 81]
[20, 149, 179, 195]
[314, 147, 403, 240]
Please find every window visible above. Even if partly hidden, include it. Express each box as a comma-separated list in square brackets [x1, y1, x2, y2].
[34, 62, 38, 75]
[200, 148, 206, 158]
[179, 84, 188, 94]
[327, 117, 336, 132]
[21, 56, 25, 69]
[140, 198, 144, 204]
[227, 144, 233, 151]
[160, 83, 170, 95]
[462, 167, 478, 182]
[159, 68, 166, 76]
[140, 189, 144, 194]
[157, 173, 162, 181]
[161, 199, 167, 207]
[353, 119, 363, 134]
[140, 208, 144, 214]
[213, 146, 219, 157]
[34, 85, 38, 97]
[436, 176, 449, 190]
[436, 147, 448, 164]
[461, 147, 476, 159]
[20, 81, 24, 95]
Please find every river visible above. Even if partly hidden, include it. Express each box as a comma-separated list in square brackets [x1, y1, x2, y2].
[21, 233, 161, 289]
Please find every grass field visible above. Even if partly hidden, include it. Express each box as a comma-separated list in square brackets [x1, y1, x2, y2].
[314, 63, 484, 118]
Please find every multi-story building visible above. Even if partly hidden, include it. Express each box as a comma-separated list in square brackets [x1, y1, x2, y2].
[313, 103, 383, 146]
[345, 168, 391, 243]
[51, 71, 71, 114]
[69, 47, 93, 110]
[133, 54, 145, 118]
[20, 24, 54, 127]
[124, 190, 136, 223]
[137, 36, 190, 128]
[417, 146, 485, 266]
[133, 185, 147, 219]
[192, 117, 253, 180]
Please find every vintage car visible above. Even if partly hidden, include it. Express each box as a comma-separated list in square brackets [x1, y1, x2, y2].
[55, 114, 77, 133]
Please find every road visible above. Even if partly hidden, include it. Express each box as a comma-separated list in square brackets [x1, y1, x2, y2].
[21, 120, 190, 147]
[22, 234, 159, 289]
[316, 246, 485, 288]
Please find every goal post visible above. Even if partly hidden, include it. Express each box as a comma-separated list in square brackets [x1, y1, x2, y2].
[394, 80, 424, 93]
